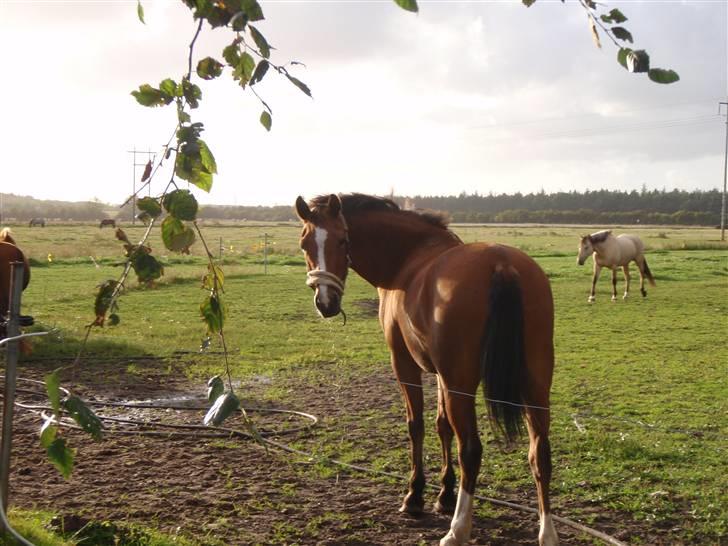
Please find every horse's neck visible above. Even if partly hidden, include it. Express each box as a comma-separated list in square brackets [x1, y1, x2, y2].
[594, 237, 618, 261]
[347, 213, 459, 289]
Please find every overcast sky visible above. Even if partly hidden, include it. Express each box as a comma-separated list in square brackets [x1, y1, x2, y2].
[1, 0, 726, 206]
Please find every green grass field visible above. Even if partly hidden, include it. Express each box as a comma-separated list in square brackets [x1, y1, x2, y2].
[3, 222, 727, 544]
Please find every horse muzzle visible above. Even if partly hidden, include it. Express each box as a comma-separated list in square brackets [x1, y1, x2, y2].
[307, 270, 346, 318]
[315, 289, 341, 317]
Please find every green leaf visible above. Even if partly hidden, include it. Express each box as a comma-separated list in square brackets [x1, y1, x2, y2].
[47, 438, 75, 479]
[63, 396, 103, 441]
[605, 8, 627, 23]
[627, 49, 650, 73]
[197, 57, 224, 80]
[182, 79, 202, 109]
[131, 84, 172, 107]
[241, 0, 265, 22]
[648, 68, 680, 84]
[393, 0, 418, 12]
[260, 110, 272, 132]
[40, 419, 57, 449]
[198, 140, 217, 175]
[611, 27, 633, 43]
[248, 26, 271, 58]
[286, 75, 312, 98]
[161, 216, 196, 253]
[202, 264, 225, 290]
[207, 376, 225, 402]
[223, 44, 240, 67]
[131, 252, 164, 283]
[250, 60, 269, 86]
[45, 371, 61, 416]
[200, 293, 226, 334]
[233, 52, 256, 87]
[203, 392, 240, 426]
[159, 78, 178, 98]
[137, 0, 145, 24]
[137, 196, 162, 219]
[617, 47, 632, 70]
[163, 189, 199, 221]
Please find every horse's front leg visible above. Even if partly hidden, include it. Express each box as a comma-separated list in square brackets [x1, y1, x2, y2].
[389, 343, 426, 515]
[440, 392, 481, 546]
[611, 267, 618, 301]
[588, 263, 602, 303]
[622, 265, 631, 299]
[434, 375, 456, 514]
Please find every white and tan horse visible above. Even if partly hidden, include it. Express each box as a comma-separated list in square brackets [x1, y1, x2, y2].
[577, 230, 655, 303]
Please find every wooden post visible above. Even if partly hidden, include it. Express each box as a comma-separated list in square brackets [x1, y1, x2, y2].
[0, 262, 24, 527]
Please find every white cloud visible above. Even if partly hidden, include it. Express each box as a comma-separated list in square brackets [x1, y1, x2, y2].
[0, 0, 725, 207]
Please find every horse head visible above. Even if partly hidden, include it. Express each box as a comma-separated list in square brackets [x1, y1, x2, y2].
[576, 234, 593, 265]
[295, 194, 350, 318]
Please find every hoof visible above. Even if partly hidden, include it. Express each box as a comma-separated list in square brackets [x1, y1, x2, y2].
[623, 293, 629, 300]
[611, 295, 617, 302]
[440, 530, 465, 546]
[587, 296, 595, 303]
[434, 497, 455, 515]
[641, 289, 647, 297]
[399, 494, 424, 517]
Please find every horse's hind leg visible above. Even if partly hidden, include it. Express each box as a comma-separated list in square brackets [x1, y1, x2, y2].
[610, 268, 618, 301]
[622, 265, 631, 299]
[526, 406, 559, 546]
[635, 257, 648, 297]
[390, 342, 426, 515]
[434, 376, 456, 514]
[439, 393, 481, 546]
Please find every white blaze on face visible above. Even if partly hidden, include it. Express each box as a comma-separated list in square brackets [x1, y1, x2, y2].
[314, 227, 330, 306]
[439, 488, 473, 546]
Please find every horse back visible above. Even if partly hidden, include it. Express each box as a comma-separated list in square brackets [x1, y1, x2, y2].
[394, 243, 553, 372]
[615, 234, 644, 262]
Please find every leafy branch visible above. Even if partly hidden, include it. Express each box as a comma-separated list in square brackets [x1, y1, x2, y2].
[524, 0, 680, 84]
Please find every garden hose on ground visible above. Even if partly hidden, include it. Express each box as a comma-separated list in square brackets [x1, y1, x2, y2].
[0, 376, 628, 546]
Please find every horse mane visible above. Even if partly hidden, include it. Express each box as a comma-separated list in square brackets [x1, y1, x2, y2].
[310, 193, 453, 231]
[0, 228, 15, 244]
[589, 230, 612, 243]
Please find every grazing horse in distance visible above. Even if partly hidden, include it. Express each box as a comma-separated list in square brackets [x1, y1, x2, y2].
[0, 228, 32, 353]
[577, 230, 655, 303]
[296, 194, 558, 546]
[28, 217, 45, 227]
[99, 219, 116, 228]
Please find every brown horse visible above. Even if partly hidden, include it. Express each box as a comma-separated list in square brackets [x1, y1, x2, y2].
[0, 228, 32, 353]
[295, 194, 558, 546]
[99, 219, 116, 228]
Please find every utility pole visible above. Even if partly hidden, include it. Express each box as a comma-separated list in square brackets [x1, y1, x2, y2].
[127, 148, 156, 225]
[720, 102, 728, 241]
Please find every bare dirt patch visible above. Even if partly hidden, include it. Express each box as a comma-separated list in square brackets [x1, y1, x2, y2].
[5, 359, 644, 545]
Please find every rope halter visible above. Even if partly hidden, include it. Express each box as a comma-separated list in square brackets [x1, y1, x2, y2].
[305, 204, 351, 297]
[306, 269, 346, 295]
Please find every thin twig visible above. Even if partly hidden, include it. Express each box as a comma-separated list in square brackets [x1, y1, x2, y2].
[579, 0, 621, 49]
[188, 18, 204, 80]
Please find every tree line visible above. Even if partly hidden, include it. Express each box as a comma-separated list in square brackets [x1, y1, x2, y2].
[1, 188, 722, 226]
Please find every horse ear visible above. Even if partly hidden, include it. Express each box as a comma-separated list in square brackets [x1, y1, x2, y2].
[295, 196, 311, 221]
[327, 194, 341, 217]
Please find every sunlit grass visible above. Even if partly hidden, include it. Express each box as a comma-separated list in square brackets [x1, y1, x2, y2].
[6, 224, 728, 544]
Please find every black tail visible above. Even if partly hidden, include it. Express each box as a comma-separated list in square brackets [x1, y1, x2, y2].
[482, 266, 526, 443]
[643, 258, 656, 286]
